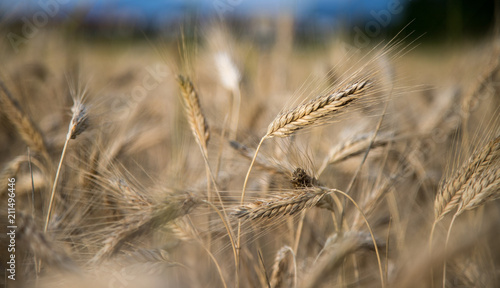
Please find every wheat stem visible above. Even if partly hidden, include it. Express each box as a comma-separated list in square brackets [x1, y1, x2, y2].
[442, 214, 457, 288]
[331, 189, 385, 288]
[236, 136, 266, 287]
[44, 135, 69, 233]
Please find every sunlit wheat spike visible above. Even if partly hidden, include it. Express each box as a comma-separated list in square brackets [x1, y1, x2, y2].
[176, 74, 210, 149]
[434, 135, 500, 221]
[265, 80, 371, 138]
[233, 187, 334, 220]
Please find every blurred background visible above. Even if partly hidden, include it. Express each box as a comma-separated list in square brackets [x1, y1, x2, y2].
[0, 0, 497, 50]
[1, 2, 499, 287]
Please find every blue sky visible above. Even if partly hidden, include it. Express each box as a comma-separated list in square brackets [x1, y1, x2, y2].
[0, 0, 408, 27]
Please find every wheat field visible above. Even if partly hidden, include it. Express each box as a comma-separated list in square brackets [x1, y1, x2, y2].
[0, 20, 500, 288]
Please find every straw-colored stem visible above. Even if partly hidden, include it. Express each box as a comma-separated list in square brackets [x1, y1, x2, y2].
[44, 135, 70, 233]
[442, 214, 457, 288]
[331, 188, 385, 288]
[202, 242, 228, 288]
[237, 136, 266, 287]
[27, 147, 39, 278]
[240, 137, 266, 205]
[429, 220, 438, 287]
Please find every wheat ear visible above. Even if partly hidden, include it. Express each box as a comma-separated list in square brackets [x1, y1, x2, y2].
[176, 75, 214, 203]
[266, 80, 371, 138]
[176, 75, 210, 153]
[233, 187, 335, 220]
[455, 136, 500, 214]
[434, 135, 500, 222]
